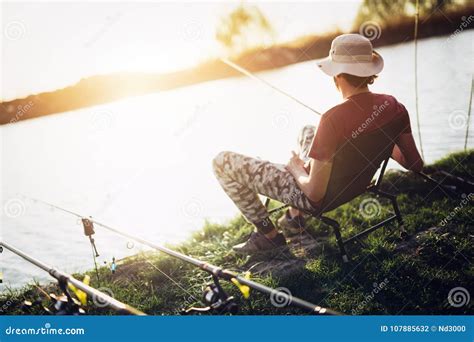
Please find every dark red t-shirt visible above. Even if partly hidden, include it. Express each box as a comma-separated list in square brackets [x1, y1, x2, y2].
[309, 92, 412, 161]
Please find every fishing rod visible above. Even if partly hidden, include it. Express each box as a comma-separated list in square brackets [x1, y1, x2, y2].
[27, 199, 102, 285]
[0, 241, 145, 315]
[219, 58, 462, 198]
[220, 58, 322, 116]
[26, 196, 340, 316]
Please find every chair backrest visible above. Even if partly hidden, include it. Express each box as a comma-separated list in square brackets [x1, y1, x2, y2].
[319, 120, 400, 213]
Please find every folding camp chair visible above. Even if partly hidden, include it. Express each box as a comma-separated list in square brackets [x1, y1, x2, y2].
[266, 121, 406, 263]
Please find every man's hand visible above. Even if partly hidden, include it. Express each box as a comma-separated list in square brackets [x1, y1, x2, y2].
[286, 151, 306, 176]
[285, 151, 333, 204]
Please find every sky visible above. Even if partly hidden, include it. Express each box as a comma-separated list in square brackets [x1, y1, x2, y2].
[1, 0, 362, 100]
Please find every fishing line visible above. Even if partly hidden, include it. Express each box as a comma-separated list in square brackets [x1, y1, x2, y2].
[464, 76, 473, 151]
[28, 197, 185, 299]
[220, 58, 322, 116]
[0, 241, 145, 315]
[219, 55, 461, 196]
[146, 260, 199, 303]
[413, 0, 425, 160]
[24, 195, 340, 315]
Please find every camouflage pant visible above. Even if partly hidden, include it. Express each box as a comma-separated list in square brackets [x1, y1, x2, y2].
[212, 125, 317, 225]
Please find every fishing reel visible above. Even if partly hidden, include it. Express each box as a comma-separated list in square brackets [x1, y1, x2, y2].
[21, 295, 85, 315]
[53, 278, 86, 315]
[20, 281, 86, 316]
[49, 294, 85, 315]
[182, 275, 238, 315]
[20, 299, 53, 315]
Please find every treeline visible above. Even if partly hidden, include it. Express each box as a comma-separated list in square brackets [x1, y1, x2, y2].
[1, 3, 472, 125]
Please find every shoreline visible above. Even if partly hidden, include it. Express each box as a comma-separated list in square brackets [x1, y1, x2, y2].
[2, 149, 473, 315]
[1, 5, 473, 125]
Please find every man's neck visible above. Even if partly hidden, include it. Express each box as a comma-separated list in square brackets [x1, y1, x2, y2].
[341, 86, 370, 99]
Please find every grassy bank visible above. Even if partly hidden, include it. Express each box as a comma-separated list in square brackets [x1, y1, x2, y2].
[1, 150, 473, 315]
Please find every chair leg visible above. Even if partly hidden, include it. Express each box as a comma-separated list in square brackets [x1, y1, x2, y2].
[320, 216, 350, 263]
[389, 196, 408, 239]
[372, 189, 407, 239]
[263, 197, 289, 215]
[393, 200, 404, 225]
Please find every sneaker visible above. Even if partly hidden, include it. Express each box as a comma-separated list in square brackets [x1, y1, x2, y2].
[232, 231, 288, 256]
[277, 210, 306, 237]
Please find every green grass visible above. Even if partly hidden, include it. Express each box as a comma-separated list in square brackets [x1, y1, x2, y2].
[2, 150, 473, 315]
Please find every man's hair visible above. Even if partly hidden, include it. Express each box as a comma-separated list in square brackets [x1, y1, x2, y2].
[340, 73, 378, 88]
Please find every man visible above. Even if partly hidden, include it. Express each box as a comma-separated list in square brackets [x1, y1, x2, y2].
[212, 34, 423, 255]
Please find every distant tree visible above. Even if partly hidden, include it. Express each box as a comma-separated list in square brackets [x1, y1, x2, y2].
[216, 4, 275, 55]
[354, 0, 460, 27]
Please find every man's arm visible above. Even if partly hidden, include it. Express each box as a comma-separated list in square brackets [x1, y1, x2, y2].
[391, 133, 424, 172]
[286, 152, 332, 203]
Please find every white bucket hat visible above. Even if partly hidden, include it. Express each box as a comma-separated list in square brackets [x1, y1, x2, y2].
[317, 33, 384, 77]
